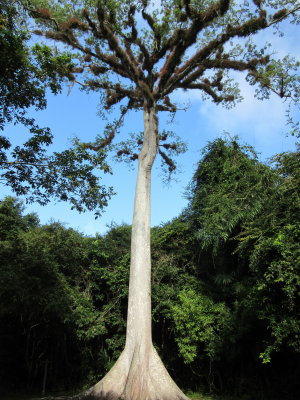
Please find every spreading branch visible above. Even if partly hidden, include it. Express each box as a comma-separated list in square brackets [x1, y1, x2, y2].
[180, 82, 234, 103]
[159, 149, 176, 172]
[0, 161, 46, 167]
[83, 100, 133, 151]
[156, 0, 231, 94]
[267, 4, 300, 27]
[159, 11, 269, 97]
[141, 8, 161, 51]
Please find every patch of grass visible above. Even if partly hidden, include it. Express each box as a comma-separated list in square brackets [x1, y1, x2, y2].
[186, 391, 216, 400]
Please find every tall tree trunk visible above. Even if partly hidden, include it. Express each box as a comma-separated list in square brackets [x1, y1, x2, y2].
[75, 106, 188, 400]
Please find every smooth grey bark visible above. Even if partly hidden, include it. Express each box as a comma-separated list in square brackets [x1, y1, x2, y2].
[125, 104, 158, 353]
[76, 106, 188, 400]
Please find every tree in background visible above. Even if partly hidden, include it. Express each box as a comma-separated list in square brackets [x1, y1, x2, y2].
[6, 0, 300, 398]
[0, 0, 113, 213]
[183, 138, 300, 397]
[0, 196, 116, 393]
[236, 144, 300, 364]
[185, 138, 278, 251]
[0, 0, 47, 130]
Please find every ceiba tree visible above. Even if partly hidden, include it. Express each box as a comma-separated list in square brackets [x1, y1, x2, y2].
[21, 0, 300, 399]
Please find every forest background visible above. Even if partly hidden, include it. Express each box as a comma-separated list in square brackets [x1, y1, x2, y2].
[1, 136, 300, 400]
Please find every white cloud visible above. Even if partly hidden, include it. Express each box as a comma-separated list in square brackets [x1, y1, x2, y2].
[197, 77, 289, 151]
[170, 13, 299, 150]
[172, 64, 295, 157]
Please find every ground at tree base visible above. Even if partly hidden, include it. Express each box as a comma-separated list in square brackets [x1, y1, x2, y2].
[0, 391, 220, 400]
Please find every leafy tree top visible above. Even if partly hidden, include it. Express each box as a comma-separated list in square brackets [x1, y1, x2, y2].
[184, 137, 280, 250]
[24, 0, 300, 135]
[0, 0, 114, 214]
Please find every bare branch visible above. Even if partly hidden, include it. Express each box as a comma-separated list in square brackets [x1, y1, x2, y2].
[0, 161, 47, 167]
[248, 69, 293, 99]
[160, 11, 268, 96]
[92, 7, 156, 105]
[120, 4, 152, 71]
[267, 4, 300, 27]
[141, 8, 161, 50]
[95, 5, 142, 84]
[178, 82, 234, 103]
[149, 29, 182, 66]
[155, 0, 231, 94]
[159, 149, 176, 172]
[29, 7, 59, 29]
[83, 99, 133, 151]
[157, 105, 175, 112]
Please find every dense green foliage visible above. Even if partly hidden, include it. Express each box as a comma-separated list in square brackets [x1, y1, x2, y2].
[1, 139, 299, 399]
[0, 0, 45, 129]
[0, 1, 113, 213]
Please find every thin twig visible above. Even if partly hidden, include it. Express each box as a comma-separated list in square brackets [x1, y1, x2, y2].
[0, 161, 47, 167]
[267, 4, 300, 27]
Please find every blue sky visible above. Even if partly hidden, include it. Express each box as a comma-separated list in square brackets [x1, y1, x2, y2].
[2, 16, 299, 236]
[3, 83, 297, 236]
